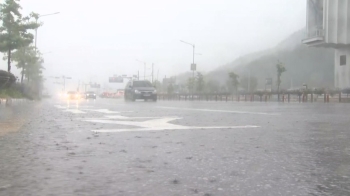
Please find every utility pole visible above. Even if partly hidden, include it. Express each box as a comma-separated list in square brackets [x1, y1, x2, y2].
[152, 63, 154, 83]
[157, 69, 159, 82]
[248, 70, 251, 92]
[136, 59, 146, 81]
[144, 62, 146, 80]
[192, 45, 195, 83]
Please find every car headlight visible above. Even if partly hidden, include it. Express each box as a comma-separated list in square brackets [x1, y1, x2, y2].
[152, 90, 157, 94]
[134, 90, 141, 94]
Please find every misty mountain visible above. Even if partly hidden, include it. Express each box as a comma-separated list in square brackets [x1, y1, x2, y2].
[206, 29, 335, 89]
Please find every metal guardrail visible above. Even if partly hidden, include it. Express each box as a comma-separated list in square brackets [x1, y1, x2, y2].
[157, 90, 347, 103]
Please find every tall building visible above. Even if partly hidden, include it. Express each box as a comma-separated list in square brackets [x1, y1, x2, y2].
[302, 0, 350, 89]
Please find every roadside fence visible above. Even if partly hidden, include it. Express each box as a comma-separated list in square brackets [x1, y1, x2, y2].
[157, 90, 350, 103]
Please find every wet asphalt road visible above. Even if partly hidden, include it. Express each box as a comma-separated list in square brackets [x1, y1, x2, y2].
[1, 98, 350, 196]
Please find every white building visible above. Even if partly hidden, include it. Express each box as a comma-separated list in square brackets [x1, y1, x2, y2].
[302, 0, 350, 89]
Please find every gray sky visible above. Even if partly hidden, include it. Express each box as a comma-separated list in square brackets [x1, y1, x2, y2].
[0, 0, 306, 92]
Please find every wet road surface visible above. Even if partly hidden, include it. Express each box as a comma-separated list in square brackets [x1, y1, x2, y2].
[1, 98, 350, 196]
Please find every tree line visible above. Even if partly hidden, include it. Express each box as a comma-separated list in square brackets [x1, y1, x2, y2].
[155, 62, 287, 95]
[0, 0, 43, 84]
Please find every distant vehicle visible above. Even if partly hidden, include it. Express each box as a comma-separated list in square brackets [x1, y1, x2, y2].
[114, 89, 124, 99]
[65, 91, 80, 100]
[100, 92, 112, 98]
[85, 91, 97, 99]
[124, 80, 157, 102]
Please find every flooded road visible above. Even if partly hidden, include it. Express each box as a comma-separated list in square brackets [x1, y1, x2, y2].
[1, 99, 350, 196]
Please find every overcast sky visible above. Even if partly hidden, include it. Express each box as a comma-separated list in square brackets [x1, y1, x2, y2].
[0, 0, 306, 92]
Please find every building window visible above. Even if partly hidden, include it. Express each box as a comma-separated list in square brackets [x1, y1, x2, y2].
[340, 55, 346, 66]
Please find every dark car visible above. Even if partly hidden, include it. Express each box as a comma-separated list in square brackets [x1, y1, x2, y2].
[85, 91, 97, 99]
[124, 80, 157, 102]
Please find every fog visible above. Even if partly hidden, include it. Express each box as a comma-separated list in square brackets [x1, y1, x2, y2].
[0, 0, 305, 93]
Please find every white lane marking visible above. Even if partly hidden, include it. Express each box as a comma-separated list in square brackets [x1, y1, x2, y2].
[82, 109, 132, 114]
[93, 125, 259, 133]
[86, 117, 183, 127]
[77, 115, 179, 121]
[85, 116, 260, 133]
[54, 105, 67, 109]
[54, 105, 95, 109]
[104, 115, 175, 120]
[157, 106, 279, 115]
[64, 109, 86, 114]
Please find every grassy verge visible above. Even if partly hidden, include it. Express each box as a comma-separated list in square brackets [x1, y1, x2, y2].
[0, 88, 25, 99]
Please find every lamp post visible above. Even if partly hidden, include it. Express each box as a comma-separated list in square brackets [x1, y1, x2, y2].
[180, 40, 196, 75]
[180, 40, 197, 99]
[35, 12, 60, 51]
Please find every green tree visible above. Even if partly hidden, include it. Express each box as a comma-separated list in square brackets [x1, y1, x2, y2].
[187, 77, 195, 93]
[196, 72, 205, 93]
[167, 83, 174, 94]
[0, 0, 39, 72]
[10, 45, 41, 83]
[152, 80, 162, 92]
[25, 52, 43, 83]
[206, 79, 220, 93]
[228, 71, 239, 94]
[276, 61, 286, 100]
[240, 75, 258, 92]
[220, 85, 227, 93]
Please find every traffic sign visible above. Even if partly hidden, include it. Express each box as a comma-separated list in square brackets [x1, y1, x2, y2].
[109, 77, 123, 83]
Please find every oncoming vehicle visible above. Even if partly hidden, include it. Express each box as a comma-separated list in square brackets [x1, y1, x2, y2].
[85, 91, 97, 99]
[65, 91, 80, 100]
[124, 80, 157, 102]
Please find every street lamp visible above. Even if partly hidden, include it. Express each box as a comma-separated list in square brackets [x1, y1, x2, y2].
[180, 40, 195, 71]
[180, 40, 196, 98]
[35, 12, 60, 51]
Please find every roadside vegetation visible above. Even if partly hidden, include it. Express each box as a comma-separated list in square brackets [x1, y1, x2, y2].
[0, 87, 24, 99]
[0, 0, 44, 100]
[155, 61, 288, 96]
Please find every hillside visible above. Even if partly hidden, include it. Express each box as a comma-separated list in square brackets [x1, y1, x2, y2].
[174, 29, 335, 90]
[206, 29, 335, 89]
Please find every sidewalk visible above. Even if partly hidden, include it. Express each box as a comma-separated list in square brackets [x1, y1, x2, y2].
[0, 99, 36, 137]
